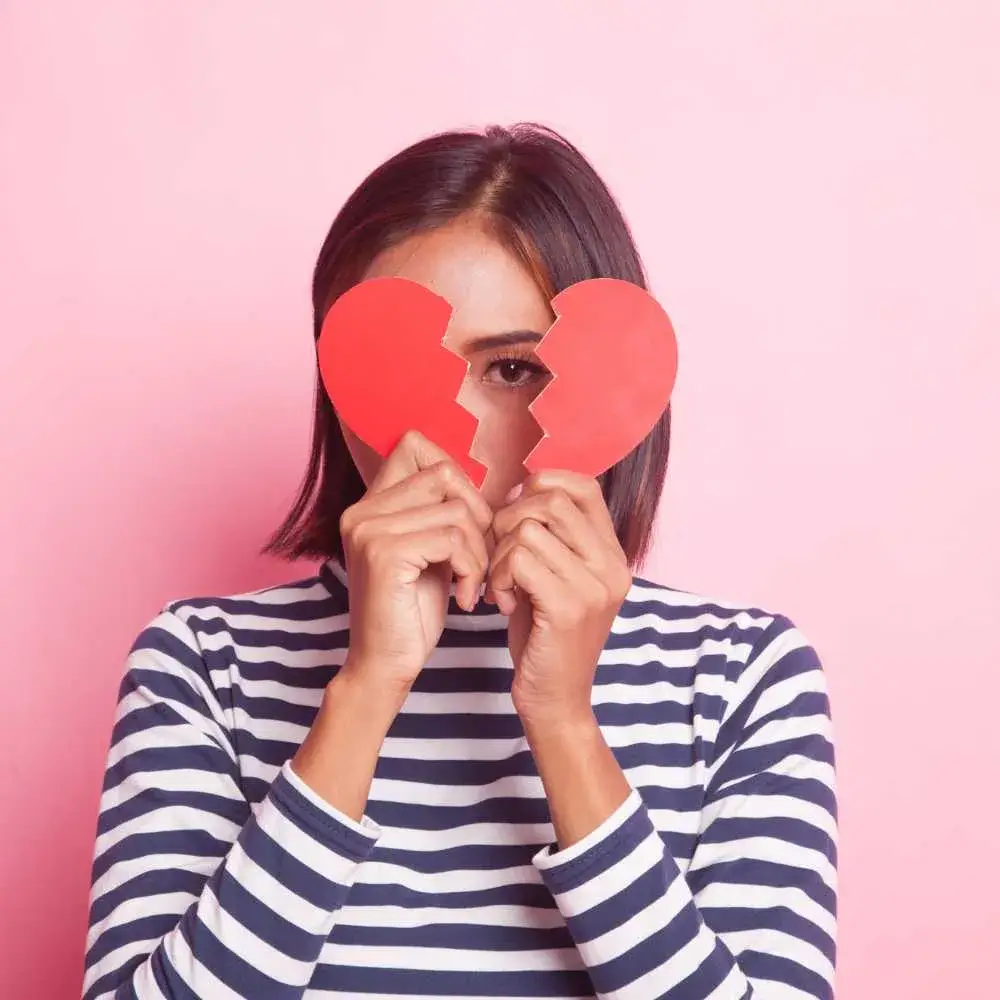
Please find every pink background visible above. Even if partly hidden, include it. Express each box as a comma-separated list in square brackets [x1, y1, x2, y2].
[2, 2, 998, 996]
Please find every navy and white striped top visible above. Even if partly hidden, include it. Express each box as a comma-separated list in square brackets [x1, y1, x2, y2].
[83, 559, 837, 999]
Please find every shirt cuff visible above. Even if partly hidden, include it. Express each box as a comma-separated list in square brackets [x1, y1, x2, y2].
[532, 788, 645, 875]
[279, 759, 382, 845]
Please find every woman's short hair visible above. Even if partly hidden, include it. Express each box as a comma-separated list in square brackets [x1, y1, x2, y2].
[266, 123, 671, 569]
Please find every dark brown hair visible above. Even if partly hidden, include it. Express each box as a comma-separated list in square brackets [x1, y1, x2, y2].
[265, 123, 671, 569]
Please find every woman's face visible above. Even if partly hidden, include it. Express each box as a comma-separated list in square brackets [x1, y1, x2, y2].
[336, 218, 555, 509]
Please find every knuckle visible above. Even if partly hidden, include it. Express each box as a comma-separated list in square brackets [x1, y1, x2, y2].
[339, 504, 358, 538]
[548, 489, 573, 518]
[400, 428, 424, 450]
[364, 533, 389, 566]
[512, 524, 531, 547]
[447, 500, 477, 536]
[508, 546, 527, 574]
[463, 513, 484, 549]
[517, 518, 542, 542]
[456, 499, 477, 526]
[433, 460, 457, 486]
[472, 497, 493, 529]
[344, 516, 371, 551]
[345, 524, 364, 552]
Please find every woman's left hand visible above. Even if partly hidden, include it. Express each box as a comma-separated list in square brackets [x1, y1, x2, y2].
[488, 471, 633, 729]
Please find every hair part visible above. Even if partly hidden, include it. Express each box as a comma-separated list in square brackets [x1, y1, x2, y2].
[265, 123, 671, 570]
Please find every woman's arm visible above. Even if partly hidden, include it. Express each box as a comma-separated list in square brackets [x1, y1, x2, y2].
[529, 616, 837, 1000]
[489, 470, 836, 998]
[84, 434, 492, 1000]
[82, 611, 392, 1000]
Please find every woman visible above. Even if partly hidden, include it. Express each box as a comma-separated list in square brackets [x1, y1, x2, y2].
[83, 124, 837, 1000]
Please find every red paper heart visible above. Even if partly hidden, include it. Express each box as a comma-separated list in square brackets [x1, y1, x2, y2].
[317, 276, 677, 485]
[525, 279, 678, 477]
[317, 277, 487, 486]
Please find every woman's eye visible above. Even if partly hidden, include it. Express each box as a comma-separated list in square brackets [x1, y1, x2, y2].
[484, 359, 550, 389]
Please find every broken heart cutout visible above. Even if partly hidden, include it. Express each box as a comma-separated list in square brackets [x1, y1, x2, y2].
[317, 276, 678, 487]
[317, 277, 487, 485]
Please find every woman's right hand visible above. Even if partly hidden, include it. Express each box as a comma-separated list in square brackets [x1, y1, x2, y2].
[338, 430, 493, 697]
[292, 430, 491, 820]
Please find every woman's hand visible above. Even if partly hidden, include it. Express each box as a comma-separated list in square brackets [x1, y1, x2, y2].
[488, 471, 633, 729]
[294, 431, 491, 820]
[339, 430, 493, 698]
[296, 431, 491, 819]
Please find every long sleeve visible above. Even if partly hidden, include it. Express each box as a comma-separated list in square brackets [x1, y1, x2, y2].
[82, 610, 382, 1000]
[532, 615, 837, 1000]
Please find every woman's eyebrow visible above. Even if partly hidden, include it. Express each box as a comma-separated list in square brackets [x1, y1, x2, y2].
[463, 330, 545, 351]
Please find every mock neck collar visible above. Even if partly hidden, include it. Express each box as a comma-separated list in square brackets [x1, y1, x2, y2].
[319, 558, 509, 631]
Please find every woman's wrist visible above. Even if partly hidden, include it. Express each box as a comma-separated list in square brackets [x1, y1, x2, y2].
[520, 709, 602, 764]
[517, 699, 597, 742]
[289, 664, 405, 821]
[522, 711, 632, 851]
[337, 653, 415, 713]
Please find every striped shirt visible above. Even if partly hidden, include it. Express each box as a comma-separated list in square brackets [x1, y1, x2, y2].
[83, 559, 837, 1000]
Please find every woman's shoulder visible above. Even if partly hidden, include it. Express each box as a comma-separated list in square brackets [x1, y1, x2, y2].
[127, 563, 349, 674]
[165, 564, 343, 629]
[623, 573, 794, 634]
[619, 574, 825, 686]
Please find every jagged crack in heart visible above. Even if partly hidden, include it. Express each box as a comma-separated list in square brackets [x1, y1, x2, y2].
[439, 330, 488, 487]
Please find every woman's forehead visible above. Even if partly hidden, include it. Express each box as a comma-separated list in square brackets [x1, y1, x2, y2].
[363, 221, 553, 346]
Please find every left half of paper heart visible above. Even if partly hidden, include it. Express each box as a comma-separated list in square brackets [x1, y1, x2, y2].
[317, 277, 487, 487]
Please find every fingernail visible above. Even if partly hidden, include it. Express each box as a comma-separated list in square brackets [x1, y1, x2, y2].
[503, 483, 523, 504]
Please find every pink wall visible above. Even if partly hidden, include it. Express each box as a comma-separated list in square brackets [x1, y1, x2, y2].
[2, 2, 997, 996]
